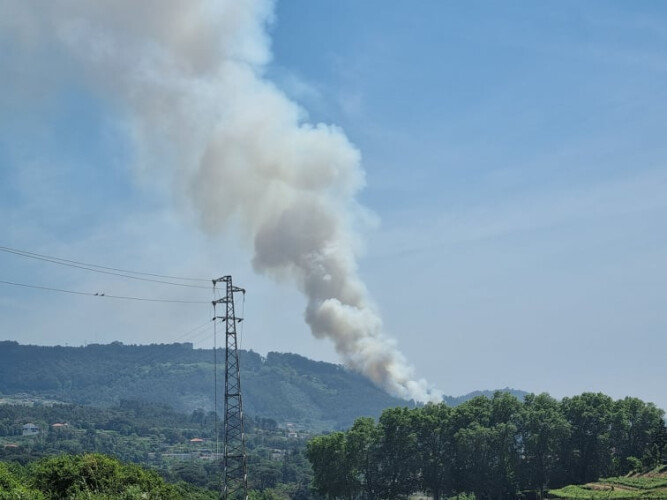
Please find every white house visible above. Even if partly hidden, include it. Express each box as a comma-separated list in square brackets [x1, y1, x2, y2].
[22, 423, 39, 436]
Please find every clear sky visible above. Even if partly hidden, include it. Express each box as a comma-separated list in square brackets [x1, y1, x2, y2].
[1, 1, 666, 408]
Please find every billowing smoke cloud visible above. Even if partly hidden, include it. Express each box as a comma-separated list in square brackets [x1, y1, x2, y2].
[3, 0, 441, 402]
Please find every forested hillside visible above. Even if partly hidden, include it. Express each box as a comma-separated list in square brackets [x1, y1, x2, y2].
[0, 341, 526, 430]
[0, 341, 400, 429]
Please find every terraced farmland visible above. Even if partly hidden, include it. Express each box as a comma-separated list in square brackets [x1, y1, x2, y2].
[549, 466, 667, 499]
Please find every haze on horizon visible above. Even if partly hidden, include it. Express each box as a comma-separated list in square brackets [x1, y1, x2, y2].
[0, 1, 666, 410]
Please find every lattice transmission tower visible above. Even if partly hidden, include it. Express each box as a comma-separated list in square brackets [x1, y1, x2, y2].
[213, 276, 247, 500]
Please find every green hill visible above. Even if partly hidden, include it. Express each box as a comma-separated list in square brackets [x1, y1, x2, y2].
[0, 341, 526, 429]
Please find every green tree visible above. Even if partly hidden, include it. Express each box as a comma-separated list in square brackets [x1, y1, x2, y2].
[171, 461, 208, 488]
[253, 463, 282, 490]
[610, 397, 666, 474]
[643, 418, 667, 470]
[0, 461, 43, 499]
[488, 421, 520, 499]
[451, 393, 523, 500]
[412, 403, 453, 500]
[519, 393, 570, 498]
[455, 422, 494, 499]
[307, 432, 356, 499]
[29, 453, 178, 498]
[373, 407, 419, 500]
[561, 393, 614, 484]
[489, 392, 522, 498]
[346, 417, 380, 500]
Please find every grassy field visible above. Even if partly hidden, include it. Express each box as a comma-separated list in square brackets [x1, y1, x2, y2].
[549, 466, 667, 499]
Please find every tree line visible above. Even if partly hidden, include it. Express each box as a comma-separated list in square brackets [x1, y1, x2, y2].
[307, 392, 666, 500]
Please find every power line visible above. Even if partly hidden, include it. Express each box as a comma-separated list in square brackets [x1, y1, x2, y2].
[165, 319, 214, 345]
[0, 245, 211, 288]
[0, 279, 209, 304]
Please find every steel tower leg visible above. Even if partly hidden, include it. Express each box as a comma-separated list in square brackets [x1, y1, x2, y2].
[213, 276, 247, 500]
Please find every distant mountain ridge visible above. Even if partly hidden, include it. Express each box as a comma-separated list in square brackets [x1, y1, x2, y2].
[0, 341, 527, 429]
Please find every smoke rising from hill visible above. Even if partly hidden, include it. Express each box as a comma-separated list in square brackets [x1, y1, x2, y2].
[3, 0, 441, 402]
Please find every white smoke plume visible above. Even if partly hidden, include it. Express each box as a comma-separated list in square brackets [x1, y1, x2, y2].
[2, 0, 442, 402]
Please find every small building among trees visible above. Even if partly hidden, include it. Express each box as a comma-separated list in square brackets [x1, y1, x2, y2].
[22, 423, 39, 436]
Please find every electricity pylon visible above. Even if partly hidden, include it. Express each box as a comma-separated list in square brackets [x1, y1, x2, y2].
[213, 276, 247, 500]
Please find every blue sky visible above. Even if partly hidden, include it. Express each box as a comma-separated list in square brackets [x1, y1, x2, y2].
[1, 1, 666, 408]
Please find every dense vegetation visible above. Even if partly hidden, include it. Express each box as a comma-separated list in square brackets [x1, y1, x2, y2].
[0, 341, 410, 430]
[307, 392, 666, 500]
[0, 341, 525, 430]
[0, 453, 216, 499]
[0, 400, 313, 498]
[2, 342, 664, 499]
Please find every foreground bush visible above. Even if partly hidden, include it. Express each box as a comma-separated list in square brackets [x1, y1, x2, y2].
[0, 461, 43, 499]
[0, 454, 216, 499]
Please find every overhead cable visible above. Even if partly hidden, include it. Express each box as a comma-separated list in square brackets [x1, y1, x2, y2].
[0, 245, 211, 288]
[0, 278, 209, 304]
